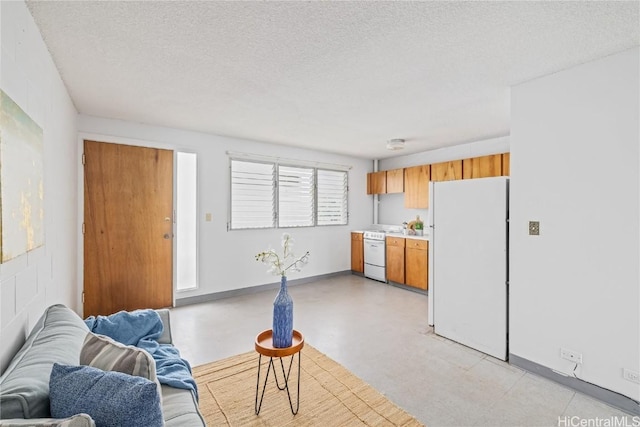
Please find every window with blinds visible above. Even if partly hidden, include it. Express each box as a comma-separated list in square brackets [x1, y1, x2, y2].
[230, 160, 275, 229]
[317, 169, 348, 225]
[230, 158, 348, 230]
[278, 165, 315, 227]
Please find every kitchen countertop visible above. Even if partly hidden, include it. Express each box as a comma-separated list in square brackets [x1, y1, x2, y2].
[386, 232, 430, 241]
[351, 230, 430, 241]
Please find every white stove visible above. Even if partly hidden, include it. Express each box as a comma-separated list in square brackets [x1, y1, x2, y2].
[363, 230, 387, 282]
[363, 230, 386, 241]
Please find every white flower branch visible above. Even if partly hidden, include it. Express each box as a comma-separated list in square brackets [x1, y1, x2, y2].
[255, 233, 310, 277]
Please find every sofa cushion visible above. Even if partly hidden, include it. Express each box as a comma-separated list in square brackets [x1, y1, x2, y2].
[49, 363, 163, 427]
[0, 305, 89, 419]
[161, 385, 206, 427]
[80, 332, 156, 379]
[0, 413, 95, 426]
[80, 332, 162, 401]
[155, 309, 172, 345]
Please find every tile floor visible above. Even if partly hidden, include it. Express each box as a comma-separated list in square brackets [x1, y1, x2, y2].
[169, 274, 636, 427]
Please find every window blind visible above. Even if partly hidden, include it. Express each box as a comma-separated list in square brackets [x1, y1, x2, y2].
[278, 165, 315, 228]
[317, 169, 348, 225]
[230, 160, 275, 229]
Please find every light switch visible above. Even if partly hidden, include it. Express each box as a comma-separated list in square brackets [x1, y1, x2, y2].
[205, 213, 212, 222]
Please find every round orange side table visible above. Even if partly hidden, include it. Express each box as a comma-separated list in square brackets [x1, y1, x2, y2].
[254, 329, 304, 415]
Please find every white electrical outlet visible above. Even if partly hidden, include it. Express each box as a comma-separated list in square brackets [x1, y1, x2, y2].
[623, 369, 640, 384]
[560, 348, 583, 364]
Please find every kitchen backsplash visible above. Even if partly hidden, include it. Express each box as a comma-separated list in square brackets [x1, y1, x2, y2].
[377, 193, 429, 229]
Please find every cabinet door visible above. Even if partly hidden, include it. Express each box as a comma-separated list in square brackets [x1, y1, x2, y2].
[386, 168, 404, 193]
[386, 237, 405, 283]
[502, 153, 510, 176]
[431, 160, 463, 181]
[404, 165, 430, 208]
[405, 239, 428, 290]
[351, 233, 364, 273]
[367, 171, 387, 194]
[463, 154, 502, 179]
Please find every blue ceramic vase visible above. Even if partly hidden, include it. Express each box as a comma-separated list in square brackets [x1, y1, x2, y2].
[272, 276, 293, 348]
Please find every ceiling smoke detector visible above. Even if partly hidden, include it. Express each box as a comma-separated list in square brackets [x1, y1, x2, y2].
[387, 138, 405, 150]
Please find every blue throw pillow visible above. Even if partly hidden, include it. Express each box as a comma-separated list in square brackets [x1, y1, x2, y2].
[49, 363, 163, 427]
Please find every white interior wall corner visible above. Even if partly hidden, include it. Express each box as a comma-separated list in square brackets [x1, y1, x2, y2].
[510, 47, 639, 401]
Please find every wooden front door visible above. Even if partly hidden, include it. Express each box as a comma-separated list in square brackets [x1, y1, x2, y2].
[83, 140, 173, 317]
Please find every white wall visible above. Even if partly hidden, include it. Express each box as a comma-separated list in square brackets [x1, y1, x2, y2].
[378, 136, 509, 226]
[0, 1, 78, 373]
[77, 115, 373, 301]
[510, 47, 639, 400]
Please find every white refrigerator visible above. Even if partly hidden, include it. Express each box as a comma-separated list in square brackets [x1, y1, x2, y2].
[428, 176, 509, 361]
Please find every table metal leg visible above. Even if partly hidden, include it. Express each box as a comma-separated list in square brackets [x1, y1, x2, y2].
[254, 351, 301, 415]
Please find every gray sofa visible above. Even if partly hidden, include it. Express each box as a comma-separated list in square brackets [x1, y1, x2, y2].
[0, 304, 205, 426]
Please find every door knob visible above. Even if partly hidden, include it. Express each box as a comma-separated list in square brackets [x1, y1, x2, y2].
[163, 234, 171, 239]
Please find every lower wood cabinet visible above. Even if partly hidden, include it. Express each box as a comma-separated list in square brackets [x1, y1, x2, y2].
[386, 236, 405, 283]
[351, 232, 364, 273]
[405, 239, 428, 290]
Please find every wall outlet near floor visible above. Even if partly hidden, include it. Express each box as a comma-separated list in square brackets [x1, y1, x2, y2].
[560, 348, 582, 364]
[623, 368, 640, 384]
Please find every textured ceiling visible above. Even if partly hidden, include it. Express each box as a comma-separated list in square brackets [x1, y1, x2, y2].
[26, 1, 639, 159]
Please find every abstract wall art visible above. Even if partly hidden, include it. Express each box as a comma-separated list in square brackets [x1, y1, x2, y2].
[0, 90, 44, 263]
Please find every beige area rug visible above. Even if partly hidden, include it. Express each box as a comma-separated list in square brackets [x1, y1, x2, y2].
[193, 344, 424, 426]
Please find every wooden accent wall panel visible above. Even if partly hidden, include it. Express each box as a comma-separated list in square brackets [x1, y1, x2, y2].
[386, 168, 404, 193]
[463, 154, 502, 179]
[404, 165, 430, 208]
[431, 160, 463, 181]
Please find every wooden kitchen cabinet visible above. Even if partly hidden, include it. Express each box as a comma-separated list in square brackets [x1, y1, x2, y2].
[351, 232, 364, 273]
[502, 153, 510, 176]
[404, 165, 430, 208]
[367, 171, 387, 194]
[386, 236, 405, 284]
[405, 239, 428, 290]
[431, 160, 463, 181]
[385, 168, 404, 193]
[463, 154, 502, 179]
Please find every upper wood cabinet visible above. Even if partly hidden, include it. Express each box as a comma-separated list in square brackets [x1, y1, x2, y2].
[367, 171, 387, 195]
[463, 154, 502, 179]
[386, 168, 404, 193]
[366, 152, 509, 195]
[502, 153, 510, 176]
[431, 160, 463, 182]
[404, 165, 430, 208]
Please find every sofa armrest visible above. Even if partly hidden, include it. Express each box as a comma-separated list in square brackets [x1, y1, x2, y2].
[156, 309, 173, 345]
[0, 413, 95, 426]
